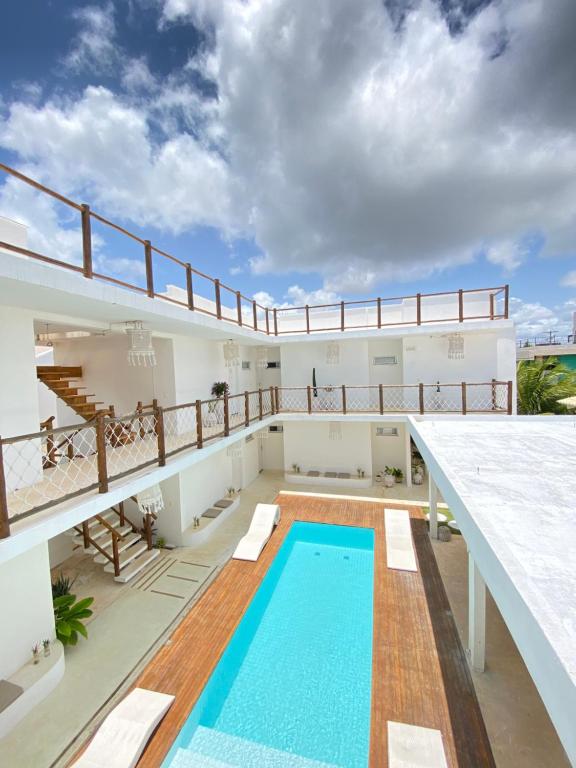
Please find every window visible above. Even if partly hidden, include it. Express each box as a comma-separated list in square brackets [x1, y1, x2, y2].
[266, 360, 281, 369]
[242, 360, 251, 370]
[373, 356, 397, 365]
[269, 425, 283, 433]
[375, 427, 399, 437]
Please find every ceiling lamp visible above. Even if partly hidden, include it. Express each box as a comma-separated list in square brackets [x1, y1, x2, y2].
[136, 484, 164, 516]
[126, 321, 156, 367]
[256, 346, 268, 369]
[329, 422, 342, 441]
[447, 333, 465, 360]
[224, 339, 240, 368]
[326, 341, 340, 365]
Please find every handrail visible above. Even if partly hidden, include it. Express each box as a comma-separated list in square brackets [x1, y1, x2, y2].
[0, 380, 513, 536]
[0, 162, 509, 334]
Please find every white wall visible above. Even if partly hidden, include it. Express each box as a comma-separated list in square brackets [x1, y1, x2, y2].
[370, 422, 410, 482]
[280, 339, 369, 388]
[261, 428, 285, 470]
[48, 533, 74, 568]
[368, 339, 404, 385]
[0, 543, 55, 679]
[36, 347, 59, 424]
[177, 449, 233, 536]
[241, 434, 260, 488]
[0, 215, 27, 257]
[0, 307, 42, 491]
[282, 421, 372, 476]
[402, 331, 499, 384]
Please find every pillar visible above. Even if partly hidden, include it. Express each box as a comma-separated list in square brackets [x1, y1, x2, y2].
[468, 551, 486, 672]
[428, 474, 438, 539]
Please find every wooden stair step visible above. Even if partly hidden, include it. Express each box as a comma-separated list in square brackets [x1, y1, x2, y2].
[73, 521, 132, 544]
[37, 366, 83, 376]
[93, 532, 143, 564]
[103, 541, 150, 573]
[113, 549, 160, 583]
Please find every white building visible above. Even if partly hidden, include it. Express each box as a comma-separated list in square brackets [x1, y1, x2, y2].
[0, 171, 573, 768]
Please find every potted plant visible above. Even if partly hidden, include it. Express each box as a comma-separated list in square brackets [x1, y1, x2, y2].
[54, 594, 94, 646]
[413, 466, 424, 485]
[383, 466, 396, 488]
[207, 382, 229, 423]
[42, 639, 51, 657]
[32, 643, 40, 664]
[291, 463, 300, 474]
[227, 486, 236, 498]
[393, 468, 404, 484]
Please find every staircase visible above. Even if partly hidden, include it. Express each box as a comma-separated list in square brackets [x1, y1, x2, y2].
[67, 504, 160, 583]
[37, 365, 107, 421]
[167, 726, 341, 768]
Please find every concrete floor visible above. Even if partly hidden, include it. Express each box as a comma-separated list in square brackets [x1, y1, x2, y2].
[0, 471, 568, 767]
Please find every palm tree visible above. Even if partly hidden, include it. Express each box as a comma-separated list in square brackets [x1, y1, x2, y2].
[517, 356, 576, 414]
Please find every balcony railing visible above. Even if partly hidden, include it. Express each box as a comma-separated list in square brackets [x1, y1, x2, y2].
[0, 380, 512, 536]
[0, 163, 509, 334]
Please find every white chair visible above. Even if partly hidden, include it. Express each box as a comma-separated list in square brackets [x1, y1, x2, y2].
[233, 503, 281, 561]
[71, 688, 175, 768]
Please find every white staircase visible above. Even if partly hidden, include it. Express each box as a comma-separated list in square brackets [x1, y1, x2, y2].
[68, 507, 160, 583]
[168, 726, 341, 768]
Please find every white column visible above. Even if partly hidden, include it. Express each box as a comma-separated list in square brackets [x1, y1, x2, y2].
[468, 551, 486, 673]
[428, 474, 438, 539]
[404, 426, 412, 488]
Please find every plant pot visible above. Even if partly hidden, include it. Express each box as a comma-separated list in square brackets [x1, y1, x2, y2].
[395, 477, 402, 484]
[383, 474, 395, 488]
[413, 472, 424, 485]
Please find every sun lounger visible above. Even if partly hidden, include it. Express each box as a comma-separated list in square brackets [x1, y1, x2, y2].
[232, 503, 281, 561]
[385, 508, 417, 572]
[71, 688, 175, 768]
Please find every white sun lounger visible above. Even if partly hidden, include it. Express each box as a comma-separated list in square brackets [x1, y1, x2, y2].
[385, 508, 417, 572]
[232, 503, 281, 561]
[71, 688, 175, 768]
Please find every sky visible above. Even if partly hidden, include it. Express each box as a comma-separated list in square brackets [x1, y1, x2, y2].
[1, 0, 575, 337]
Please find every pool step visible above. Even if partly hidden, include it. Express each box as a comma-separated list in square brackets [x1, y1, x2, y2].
[183, 726, 341, 768]
[169, 750, 232, 768]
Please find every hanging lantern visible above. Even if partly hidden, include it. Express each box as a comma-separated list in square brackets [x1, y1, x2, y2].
[136, 484, 164, 516]
[256, 428, 269, 441]
[328, 422, 342, 441]
[447, 333, 464, 360]
[326, 341, 340, 365]
[126, 321, 156, 367]
[223, 339, 240, 368]
[256, 346, 268, 369]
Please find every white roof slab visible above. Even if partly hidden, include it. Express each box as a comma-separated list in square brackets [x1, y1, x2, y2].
[409, 416, 576, 765]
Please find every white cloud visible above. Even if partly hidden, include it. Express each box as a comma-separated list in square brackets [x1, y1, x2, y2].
[510, 296, 576, 338]
[485, 240, 528, 273]
[561, 271, 576, 288]
[253, 285, 340, 309]
[65, 3, 119, 74]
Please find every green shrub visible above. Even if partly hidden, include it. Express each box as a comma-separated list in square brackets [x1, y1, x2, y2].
[53, 594, 94, 646]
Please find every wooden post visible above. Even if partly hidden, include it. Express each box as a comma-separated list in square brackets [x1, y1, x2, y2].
[112, 534, 120, 577]
[416, 293, 422, 325]
[244, 392, 250, 426]
[236, 291, 243, 326]
[379, 384, 384, 415]
[80, 204, 93, 279]
[458, 289, 464, 322]
[340, 301, 345, 332]
[461, 382, 467, 415]
[252, 300, 258, 330]
[489, 293, 495, 320]
[186, 264, 195, 310]
[265, 308, 270, 335]
[305, 305, 310, 334]
[275, 386, 280, 413]
[0, 438, 10, 539]
[144, 240, 154, 298]
[418, 383, 425, 415]
[95, 413, 109, 493]
[214, 279, 222, 319]
[195, 400, 203, 448]
[307, 385, 312, 414]
[377, 297, 382, 329]
[342, 385, 347, 414]
[491, 378, 497, 410]
[223, 393, 230, 436]
[258, 388, 263, 420]
[504, 284, 509, 319]
[82, 520, 90, 550]
[273, 308, 278, 336]
[269, 386, 275, 415]
[118, 500, 126, 526]
[155, 404, 166, 466]
[507, 380, 513, 415]
[145, 514, 153, 550]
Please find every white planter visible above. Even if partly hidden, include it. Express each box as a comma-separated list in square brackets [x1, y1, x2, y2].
[383, 474, 395, 488]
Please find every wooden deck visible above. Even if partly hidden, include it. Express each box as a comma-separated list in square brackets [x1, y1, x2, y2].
[75, 494, 495, 767]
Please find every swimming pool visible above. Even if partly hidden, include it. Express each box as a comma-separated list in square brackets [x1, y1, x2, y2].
[162, 521, 375, 768]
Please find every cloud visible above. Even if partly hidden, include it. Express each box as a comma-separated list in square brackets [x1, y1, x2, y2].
[561, 271, 576, 288]
[162, 0, 576, 289]
[253, 285, 340, 309]
[65, 3, 120, 74]
[510, 296, 576, 338]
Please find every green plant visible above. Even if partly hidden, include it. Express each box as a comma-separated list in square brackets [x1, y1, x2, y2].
[53, 594, 94, 646]
[392, 468, 404, 481]
[384, 466, 395, 476]
[51, 572, 76, 599]
[517, 357, 576, 414]
[211, 381, 230, 398]
[155, 536, 166, 549]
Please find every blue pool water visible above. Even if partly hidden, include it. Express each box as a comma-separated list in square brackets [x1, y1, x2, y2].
[163, 522, 375, 768]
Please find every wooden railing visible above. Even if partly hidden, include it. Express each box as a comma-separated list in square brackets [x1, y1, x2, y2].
[0, 380, 512, 537]
[0, 163, 509, 334]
